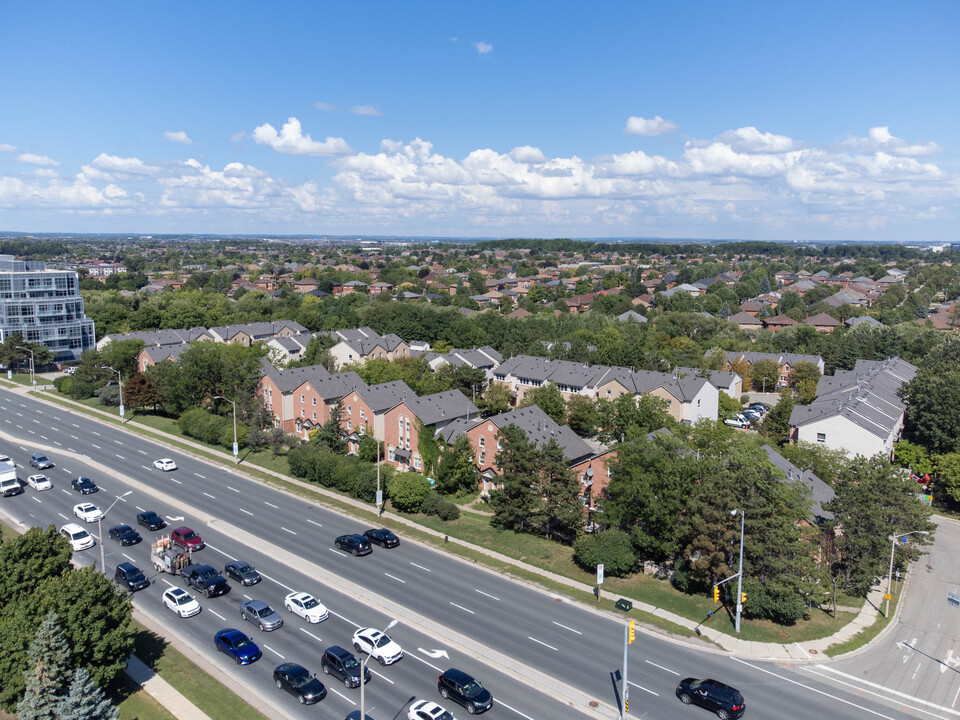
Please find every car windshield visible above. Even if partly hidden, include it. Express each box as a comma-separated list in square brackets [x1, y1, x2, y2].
[375, 635, 391, 648]
[689, 679, 703, 691]
[181, 531, 198, 540]
[463, 680, 484, 697]
[289, 670, 312, 687]
[256, 606, 275, 618]
[145, 513, 160, 521]
[238, 564, 254, 574]
[302, 597, 319, 609]
[198, 569, 217, 580]
[116, 526, 130, 533]
[437, 712, 454, 720]
[70, 530, 88, 540]
[233, 636, 250, 649]
[176, 595, 193, 605]
[342, 656, 360, 670]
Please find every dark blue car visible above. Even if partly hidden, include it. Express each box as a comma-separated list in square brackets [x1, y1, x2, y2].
[71, 477, 98, 494]
[214, 629, 261, 665]
[335, 534, 372, 556]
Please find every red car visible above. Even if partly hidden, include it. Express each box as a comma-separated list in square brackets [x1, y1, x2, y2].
[171, 526, 204, 551]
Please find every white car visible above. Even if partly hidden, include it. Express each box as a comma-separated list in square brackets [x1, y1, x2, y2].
[353, 627, 403, 665]
[408, 700, 456, 720]
[60, 523, 95, 551]
[73, 503, 103, 523]
[284, 591, 329, 623]
[27, 474, 52, 491]
[162, 587, 201, 618]
[153, 458, 177, 472]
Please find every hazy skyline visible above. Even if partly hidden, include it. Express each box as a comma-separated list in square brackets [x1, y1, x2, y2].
[1, 2, 957, 242]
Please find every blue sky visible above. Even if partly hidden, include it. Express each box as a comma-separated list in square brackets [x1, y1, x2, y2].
[1, 1, 957, 241]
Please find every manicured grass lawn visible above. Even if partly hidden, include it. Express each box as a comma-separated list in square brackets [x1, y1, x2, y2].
[113, 673, 176, 720]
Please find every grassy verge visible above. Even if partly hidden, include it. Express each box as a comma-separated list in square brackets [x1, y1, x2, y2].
[824, 582, 902, 657]
[113, 673, 176, 720]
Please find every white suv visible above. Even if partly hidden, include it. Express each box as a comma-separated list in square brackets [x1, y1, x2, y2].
[61, 523, 95, 551]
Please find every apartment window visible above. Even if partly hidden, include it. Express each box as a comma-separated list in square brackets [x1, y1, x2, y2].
[346, 405, 352, 415]
[300, 409, 305, 418]
[478, 436, 485, 448]
[312, 412, 316, 421]
[312, 397, 316, 406]
[606, 389, 611, 398]
[347, 420, 352, 431]
[388, 448, 395, 461]
[360, 408, 365, 419]
[413, 456, 422, 471]
[816, 433, 826, 444]
[300, 394, 304, 403]
[479, 452, 486, 465]
[398, 419, 403, 437]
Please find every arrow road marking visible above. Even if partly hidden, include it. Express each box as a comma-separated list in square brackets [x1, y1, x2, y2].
[417, 647, 449, 660]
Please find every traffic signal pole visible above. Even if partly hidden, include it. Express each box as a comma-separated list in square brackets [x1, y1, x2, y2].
[621, 620, 635, 719]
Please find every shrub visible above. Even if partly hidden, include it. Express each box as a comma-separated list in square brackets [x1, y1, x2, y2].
[387, 472, 431, 513]
[53, 376, 71, 393]
[97, 385, 121, 407]
[572, 530, 636, 577]
[436, 499, 460, 521]
[741, 579, 805, 625]
[66, 379, 97, 400]
[420, 492, 442, 516]
[246, 428, 269, 450]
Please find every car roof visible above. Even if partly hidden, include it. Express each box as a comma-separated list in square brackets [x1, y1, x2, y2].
[140, 510, 160, 516]
[441, 668, 475, 683]
[61, 523, 86, 533]
[243, 599, 270, 610]
[117, 562, 139, 571]
[218, 628, 246, 639]
[173, 526, 193, 533]
[288, 591, 313, 600]
[112, 524, 133, 530]
[324, 645, 353, 660]
[166, 587, 188, 596]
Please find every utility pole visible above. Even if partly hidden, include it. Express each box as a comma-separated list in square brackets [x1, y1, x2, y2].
[376, 439, 382, 515]
[734, 509, 744, 633]
[621, 619, 634, 718]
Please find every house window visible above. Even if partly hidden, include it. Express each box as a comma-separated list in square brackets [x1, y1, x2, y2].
[347, 420, 352, 431]
[478, 436, 485, 448]
[300, 409, 305, 417]
[388, 448, 395, 461]
[312, 397, 316, 406]
[479, 452, 486, 465]
[606, 389, 611, 398]
[346, 405, 352, 415]
[300, 394, 304, 403]
[312, 412, 316, 421]
[413, 456, 422, 471]
[816, 433, 826, 443]
[360, 408, 365, 419]
[697, 399, 701, 407]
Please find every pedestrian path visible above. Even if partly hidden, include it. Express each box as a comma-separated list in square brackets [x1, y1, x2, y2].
[124, 654, 213, 720]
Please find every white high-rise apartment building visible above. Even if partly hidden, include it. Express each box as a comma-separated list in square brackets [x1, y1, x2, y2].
[0, 255, 95, 362]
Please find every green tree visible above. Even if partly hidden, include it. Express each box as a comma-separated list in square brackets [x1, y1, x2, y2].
[934, 452, 960, 504]
[893, 440, 933, 475]
[751, 359, 781, 393]
[566, 395, 599, 436]
[759, 394, 794, 445]
[489, 425, 541, 531]
[904, 334, 960, 453]
[0, 527, 72, 606]
[357, 435, 379, 464]
[436, 435, 479, 497]
[144, 360, 192, 414]
[572, 530, 636, 577]
[520, 383, 566, 425]
[58, 667, 117, 720]
[789, 361, 821, 404]
[99, 339, 145, 380]
[315, 400, 347, 454]
[480, 384, 511, 416]
[537, 439, 583, 541]
[16, 612, 72, 720]
[387, 471, 431, 513]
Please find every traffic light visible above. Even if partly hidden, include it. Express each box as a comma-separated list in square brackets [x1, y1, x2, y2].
[713, 586, 720, 603]
[628, 619, 635, 644]
[741, 592, 747, 604]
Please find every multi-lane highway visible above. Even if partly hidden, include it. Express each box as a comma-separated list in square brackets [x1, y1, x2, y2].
[0, 385, 946, 720]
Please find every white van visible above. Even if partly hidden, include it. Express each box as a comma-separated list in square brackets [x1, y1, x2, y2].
[61, 523, 95, 551]
[0, 476, 22, 497]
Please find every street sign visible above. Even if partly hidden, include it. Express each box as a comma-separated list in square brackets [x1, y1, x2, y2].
[884, 593, 892, 600]
[119, 404, 125, 418]
[376, 490, 383, 507]
[597, 564, 604, 585]
[232, 442, 239, 457]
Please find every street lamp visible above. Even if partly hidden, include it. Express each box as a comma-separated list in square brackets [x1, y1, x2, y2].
[360, 619, 396, 720]
[731, 508, 745, 633]
[101, 365, 125, 421]
[885, 530, 930, 617]
[16, 346, 35, 387]
[213, 395, 239, 463]
[376, 439, 383, 515]
[98, 490, 133, 576]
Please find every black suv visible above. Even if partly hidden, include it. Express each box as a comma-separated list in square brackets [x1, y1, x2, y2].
[114, 562, 149, 592]
[136, 511, 166, 531]
[334, 534, 372, 557]
[320, 645, 370, 688]
[676, 678, 745, 720]
[182, 564, 229, 598]
[438, 668, 493, 714]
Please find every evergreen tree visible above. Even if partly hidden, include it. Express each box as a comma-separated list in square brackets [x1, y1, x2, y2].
[316, 400, 347, 454]
[760, 275, 771, 294]
[489, 425, 541, 531]
[58, 667, 117, 720]
[16, 612, 72, 720]
[718, 301, 731, 320]
[759, 394, 794, 445]
[436, 435, 479, 497]
[538, 439, 583, 541]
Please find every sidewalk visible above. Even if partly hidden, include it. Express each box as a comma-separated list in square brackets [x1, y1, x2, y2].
[6, 381, 904, 663]
[124, 655, 213, 720]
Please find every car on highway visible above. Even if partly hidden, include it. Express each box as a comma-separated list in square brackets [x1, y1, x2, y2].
[334, 534, 372, 556]
[408, 700, 456, 720]
[153, 458, 177, 471]
[214, 628, 261, 665]
[171, 526, 204, 551]
[284, 591, 329, 623]
[364, 528, 400, 548]
[27, 474, 52, 491]
[71, 477, 98, 494]
[240, 599, 283, 632]
[438, 669, 493, 715]
[136, 510, 166, 531]
[29, 453, 54, 469]
[676, 678, 745, 720]
[320, 645, 370, 688]
[182, 565, 229, 598]
[273, 662, 327, 705]
[224, 560, 261, 586]
[60, 523, 95, 551]
[353, 627, 403, 665]
[163, 587, 201, 618]
[73, 503, 102, 523]
[114, 561, 149, 592]
[108, 524, 142, 546]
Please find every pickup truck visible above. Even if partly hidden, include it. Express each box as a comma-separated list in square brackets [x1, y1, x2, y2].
[181, 564, 229, 598]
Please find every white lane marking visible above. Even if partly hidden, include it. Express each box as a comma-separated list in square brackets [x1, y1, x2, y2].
[60, 489, 71, 496]
[258, 572, 293, 593]
[58, 513, 69, 521]
[300, 627, 323, 643]
[136, 506, 145, 512]
[475, 589, 500, 601]
[794, 643, 812, 659]
[123, 553, 136, 562]
[194, 473, 205, 479]
[552, 621, 582, 635]
[496, 700, 536, 720]
[409, 562, 431, 572]
[645, 660, 680, 675]
[28, 430, 35, 434]
[732, 659, 897, 720]
[328, 688, 355, 705]
[409, 652, 443, 673]
[113, 440, 122, 445]
[280, 527, 296, 535]
[305, 518, 322, 527]
[141, 466, 151, 472]
[328, 548, 342, 555]
[328, 610, 360, 628]
[162, 578, 175, 588]
[264, 501, 279, 509]
[239, 508, 254, 516]
[953, 684, 960, 709]
[628, 680, 658, 696]
[71, 423, 79, 428]
[116, 454, 125, 460]
[70, 435, 78, 440]
[384, 573, 406, 584]
[31, 496, 41, 504]
[14, 412, 22, 417]
[170, 478, 182, 485]
[370, 669, 394, 684]
[804, 664, 960, 718]
[67, 448, 75, 453]
[138, 450, 148, 455]
[40, 435, 48, 440]
[53, 442, 61, 447]
[205, 545, 235, 561]
[91, 444, 101, 449]
[227, 486, 239, 493]
[449, 602, 475, 615]
[208, 609, 226, 622]
[203, 492, 216, 499]
[527, 636, 558, 651]
[92, 431, 100, 436]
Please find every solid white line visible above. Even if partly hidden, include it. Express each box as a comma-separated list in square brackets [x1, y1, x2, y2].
[450, 602, 475, 615]
[328, 688, 355, 705]
[208, 609, 225, 621]
[408, 652, 444, 673]
[527, 636, 558, 651]
[258, 572, 293, 593]
[731, 658, 897, 720]
[496, 699, 537, 720]
[328, 610, 360, 628]
[645, 659, 680, 675]
[227, 486, 239, 493]
[299, 628, 323, 643]
[794, 642, 812, 659]
[475, 589, 500, 601]
[305, 518, 322, 527]
[628, 680, 659, 696]
[239, 508, 254, 516]
[409, 562, 431, 572]
[552, 621, 582, 635]
[205, 544, 235, 560]
[262, 644, 284, 659]
[806, 664, 960, 718]
[194, 473, 205, 479]
[116, 454, 125, 460]
[371, 669, 394, 684]
[264, 501, 279, 509]
[280, 526, 297, 535]
[203, 492, 215, 499]
[385, 573, 406, 584]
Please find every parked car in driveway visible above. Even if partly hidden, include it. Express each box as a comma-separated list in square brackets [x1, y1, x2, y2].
[224, 560, 261, 586]
[171, 526, 204, 551]
[320, 646, 370, 688]
[71, 477, 98, 494]
[284, 591, 329, 623]
[723, 416, 750, 429]
[73, 503, 102, 523]
[675, 677, 745, 719]
[335, 534, 372, 556]
[240, 599, 283, 631]
[353, 627, 403, 665]
[137, 511, 166, 531]
[214, 628, 261, 665]
[30, 453, 53, 469]
[163, 587, 201, 618]
[27, 474, 52, 491]
[363, 528, 400, 548]
[273, 662, 327, 705]
[109, 524, 142, 546]
[438, 668, 492, 714]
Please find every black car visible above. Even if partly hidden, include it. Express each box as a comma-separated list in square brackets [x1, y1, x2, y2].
[334, 534, 372, 557]
[29, 453, 53, 469]
[71, 477, 98, 494]
[114, 562, 149, 592]
[273, 662, 327, 705]
[363, 528, 400, 548]
[224, 560, 261, 586]
[438, 668, 493, 714]
[137, 511, 166, 531]
[320, 646, 370, 688]
[108, 524, 142, 546]
[676, 678, 745, 720]
[182, 565, 229, 598]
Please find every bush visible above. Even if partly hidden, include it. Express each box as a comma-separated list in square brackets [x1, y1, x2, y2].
[97, 385, 121, 407]
[741, 579, 805, 625]
[436, 499, 460, 521]
[246, 428, 269, 450]
[420, 492, 442, 516]
[572, 530, 636, 577]
[66, 379, 98, 400]
[178, 408, 233, 448]
[387, 472, 431, 513]
[53, 376, 71, 393]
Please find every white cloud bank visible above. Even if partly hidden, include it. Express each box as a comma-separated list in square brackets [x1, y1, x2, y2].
[252, 117, 352, 156]
[18, 153, 59, 167]
[625, 115, 680, 136]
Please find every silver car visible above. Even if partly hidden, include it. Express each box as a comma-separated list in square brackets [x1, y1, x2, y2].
[240, 599, 283, 632]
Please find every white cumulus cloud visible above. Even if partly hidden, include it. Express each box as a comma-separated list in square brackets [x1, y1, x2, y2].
[252, 117, 352, 156]
[625, 115, 680, 136]
[349, 105, 382, 116]
[717, 126, 795, 153]
[843, 126, 943, 157]
[0, 144, 16, 153]
[509, 146, 546, 164]
[18, 153, 59, 167]
[163, 131, 194, 145]
[474, 41, 493, 54]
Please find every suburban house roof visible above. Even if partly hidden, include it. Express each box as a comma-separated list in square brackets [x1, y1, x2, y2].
[727, 311, 763, 326]
[673, 367, 741, 392]
[141, 344, 192, 364]
[616, 310, 648, 323]
[100, 327, 212, 347]
[728, 351, 825, 370]
[403, 390, 478, 426]
[762, 445, 834, 523]
[804, 312, 841, 328]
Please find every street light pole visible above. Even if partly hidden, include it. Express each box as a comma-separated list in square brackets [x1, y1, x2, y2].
[213, 395, 239, 463]
[375, 439, 382, 515]
[885, 530, 930, 617]
[732, 508, 745, 634]
[16, 346, 35, 387]
[360, 619, 397, 720]
[98, 490, 133, 576]
[102, 366, 124, 422]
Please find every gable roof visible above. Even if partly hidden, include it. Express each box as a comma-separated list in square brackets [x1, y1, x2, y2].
[762, 445, 834, 524]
